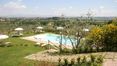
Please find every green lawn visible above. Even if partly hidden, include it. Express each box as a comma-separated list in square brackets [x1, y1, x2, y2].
[0, 37, 44, 66]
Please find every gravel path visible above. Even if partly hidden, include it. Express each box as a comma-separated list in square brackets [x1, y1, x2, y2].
[103, 59, 117, 66]
[25, 50, 117, 66]
[103, 52, 117, 66]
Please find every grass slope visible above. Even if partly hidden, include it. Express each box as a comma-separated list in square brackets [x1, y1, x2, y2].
[0, 37, 44, 66]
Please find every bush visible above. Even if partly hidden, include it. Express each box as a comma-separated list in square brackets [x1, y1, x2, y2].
[96, 55, 103, 63]
[0, 41, 5, 47]
[24, 44, 28, 46]
[62, 48, 72, 54]
[34, 44, 39, 47]
[58, 55, 103, 66]
[90, 55, 96, 63]
[70, 58, 75, 65]
[0, 41, 13, 47]
[0, 44, 6, 47]
[86, 24, 117, 52]
[64, 58, 69, 66]
[77, 57, 81, 63]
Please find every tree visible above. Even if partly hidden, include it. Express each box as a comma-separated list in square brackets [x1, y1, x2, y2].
[112, 18, 117, 25]
[63, 19, 84, 54]
[87, 26, 104, 46]
[102, 24, 117, 51]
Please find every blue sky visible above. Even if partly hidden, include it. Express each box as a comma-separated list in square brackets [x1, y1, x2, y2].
[0, 0, 117, 17]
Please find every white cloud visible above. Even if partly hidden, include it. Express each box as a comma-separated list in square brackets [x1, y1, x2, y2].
[97, 5, 117, 16]
[0, 0, 116, 17]
[4, 1, 26, 9]
[0, 1, 28, 17]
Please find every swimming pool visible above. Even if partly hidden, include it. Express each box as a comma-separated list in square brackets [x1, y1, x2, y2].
[34, 33, 75, 46]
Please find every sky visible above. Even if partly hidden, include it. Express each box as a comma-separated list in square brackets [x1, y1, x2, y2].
[0, 0, 117, 17]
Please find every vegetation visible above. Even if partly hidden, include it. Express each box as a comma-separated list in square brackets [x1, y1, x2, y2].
[86, 24, 117, 51]
[0, 16, 117, 66]
[0, 17, 108, 35]
[58, 55, 103, 66]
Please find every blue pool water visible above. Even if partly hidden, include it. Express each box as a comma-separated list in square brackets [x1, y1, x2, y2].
[34, 33, 75, 46]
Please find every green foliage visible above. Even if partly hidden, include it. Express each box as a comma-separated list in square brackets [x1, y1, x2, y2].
[87, 26, 104, 45]
[102, 24, 117, 51]
[86, 24, 117, 51]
